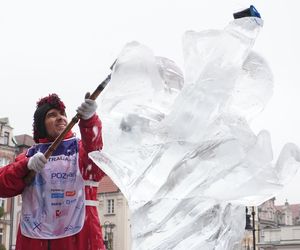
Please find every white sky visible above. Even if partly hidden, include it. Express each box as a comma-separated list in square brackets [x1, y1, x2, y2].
[0, 0, 299, 205]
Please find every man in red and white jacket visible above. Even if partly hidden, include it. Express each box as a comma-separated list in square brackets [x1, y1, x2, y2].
[0, 93, 106, 250]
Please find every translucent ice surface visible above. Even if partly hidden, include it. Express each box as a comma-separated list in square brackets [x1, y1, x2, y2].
[90, 17, 300, 249]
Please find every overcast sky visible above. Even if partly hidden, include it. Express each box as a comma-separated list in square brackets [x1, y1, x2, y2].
[0, 0, 299, 205]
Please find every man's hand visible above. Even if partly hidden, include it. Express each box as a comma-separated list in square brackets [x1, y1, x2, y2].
[77, 92, 98, 120]
[28, 152, 47, 172]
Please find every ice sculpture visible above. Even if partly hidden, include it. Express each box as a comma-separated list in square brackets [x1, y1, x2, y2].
[90, 16, 300, 249]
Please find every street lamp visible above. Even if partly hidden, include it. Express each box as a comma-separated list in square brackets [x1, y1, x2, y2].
[103, 221, 115, 250]
[245, 207, 252, 230]
[245, 206, 256, 250]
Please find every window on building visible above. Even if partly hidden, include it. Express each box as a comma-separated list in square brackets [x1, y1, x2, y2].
[268, 209, 273, 220]
[17, 211, 21, 226]
[0, 199, 4, 208]
[17, 195, 22, 205]
[3, 131, 9, 145]
[107, 199, 115, 214]
[0, 228, 3, 244]
[0, 199, 4, 220]
[0, 157, 10, 167]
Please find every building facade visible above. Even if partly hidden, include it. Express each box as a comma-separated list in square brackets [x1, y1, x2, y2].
[97, 176, 131, 250]
[259, 225, 300, 250]
[0, 118, 18, 250]
[258, 199, 300, 250]
[240, 198, 300, 250]
[241, 198, 300, 250]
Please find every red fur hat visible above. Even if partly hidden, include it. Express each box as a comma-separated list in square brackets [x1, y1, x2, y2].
[33, 94, 65, 142]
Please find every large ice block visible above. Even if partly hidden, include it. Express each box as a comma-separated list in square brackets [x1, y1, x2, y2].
[90, 16, 300, 249]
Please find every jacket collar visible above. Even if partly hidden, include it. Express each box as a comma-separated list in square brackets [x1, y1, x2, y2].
[38, 130, 74, 143]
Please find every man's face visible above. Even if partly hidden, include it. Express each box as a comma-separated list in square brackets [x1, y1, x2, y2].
[44, 108, 67, 140]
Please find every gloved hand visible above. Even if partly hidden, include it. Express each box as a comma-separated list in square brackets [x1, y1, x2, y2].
[76, 92, 98, 120]
[28, 152, 47, 172]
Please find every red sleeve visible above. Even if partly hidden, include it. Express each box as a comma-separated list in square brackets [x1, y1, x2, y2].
[78, 114, 105, 181]
[0, 153, 29, 198]
[79, 114, 103, 152]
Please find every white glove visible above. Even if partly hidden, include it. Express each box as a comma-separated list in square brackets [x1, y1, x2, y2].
[76, 93, 98, 120]
[28, 152, 47, 173]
